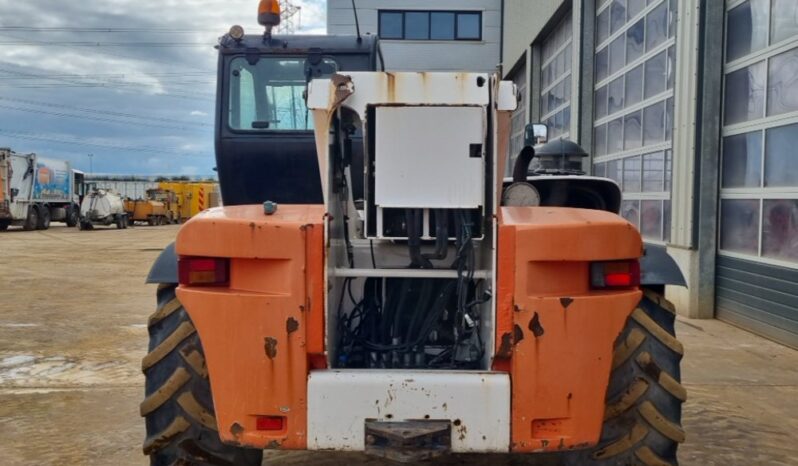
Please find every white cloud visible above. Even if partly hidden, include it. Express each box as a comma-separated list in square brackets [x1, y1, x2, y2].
[190, 110, 209, 117]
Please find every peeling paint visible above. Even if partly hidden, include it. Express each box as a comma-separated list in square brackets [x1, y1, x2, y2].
[560, 297, 574, 309]
[264, 337, 278, 360]
[529, 312, 545, 338]
[286, 318, 299, 335]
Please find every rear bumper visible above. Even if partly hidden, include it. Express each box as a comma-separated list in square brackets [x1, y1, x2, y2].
[307, 370, 510, 453]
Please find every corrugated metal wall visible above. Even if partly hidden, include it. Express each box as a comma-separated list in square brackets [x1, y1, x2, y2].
[716, 256, 798, 350]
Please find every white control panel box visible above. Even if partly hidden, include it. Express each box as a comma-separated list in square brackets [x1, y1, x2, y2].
[374, 106, 485, 209]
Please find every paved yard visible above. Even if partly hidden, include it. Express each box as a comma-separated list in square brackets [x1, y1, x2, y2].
[0, 225, 796, 465]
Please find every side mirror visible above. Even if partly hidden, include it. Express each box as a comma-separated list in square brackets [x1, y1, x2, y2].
[525, 123, 549, 147]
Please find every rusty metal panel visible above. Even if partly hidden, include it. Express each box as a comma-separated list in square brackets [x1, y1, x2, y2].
[307, 370, 510, 453]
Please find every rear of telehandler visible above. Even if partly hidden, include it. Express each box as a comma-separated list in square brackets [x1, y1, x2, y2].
[141, 3, 686, 465]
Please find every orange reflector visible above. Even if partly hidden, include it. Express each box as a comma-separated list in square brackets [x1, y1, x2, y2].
[178, 257, 229, 286]
[590, 260, 640, 289]
[256, 416, 285, 431]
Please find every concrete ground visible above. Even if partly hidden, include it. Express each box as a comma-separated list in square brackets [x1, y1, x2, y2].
[0, 225, 796, 465]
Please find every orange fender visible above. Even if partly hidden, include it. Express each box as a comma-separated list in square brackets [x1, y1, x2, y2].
[495, 207, 643, 452]
[175, 205, 325, 450]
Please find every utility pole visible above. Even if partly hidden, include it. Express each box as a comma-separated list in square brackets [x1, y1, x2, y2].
[278, 0, 302, 34]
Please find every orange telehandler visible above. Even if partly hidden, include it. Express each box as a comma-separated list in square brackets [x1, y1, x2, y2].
[140, 2, 687, 465]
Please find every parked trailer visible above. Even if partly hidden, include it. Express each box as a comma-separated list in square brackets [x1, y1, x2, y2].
[79, 189, 128, 230]
[0, 148, 82, 231]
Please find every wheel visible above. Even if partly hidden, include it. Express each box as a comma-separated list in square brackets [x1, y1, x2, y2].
[79, 220, 94, 231]
[37, 206, 51, 230]
[23, 206, 39, 231]
[142, 284, 263, 466]
[569, 289, 686, 465]
[116, 215, 125, 230]
[66, 205, 79, 228]
[123, 215, 129, 229]
[0, 221, 9, 231]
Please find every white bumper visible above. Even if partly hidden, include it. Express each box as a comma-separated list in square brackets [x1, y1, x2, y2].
[307, 370, 511, 453]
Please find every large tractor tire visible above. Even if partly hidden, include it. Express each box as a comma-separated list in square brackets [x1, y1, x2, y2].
[0, 221, 9, 231]
[573, 289, 686, 466]
[142, 284, 263, 466]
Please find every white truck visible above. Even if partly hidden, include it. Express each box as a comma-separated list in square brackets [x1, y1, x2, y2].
[0, 148, 83, 231]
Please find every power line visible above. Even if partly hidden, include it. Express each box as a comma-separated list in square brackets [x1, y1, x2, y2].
[0, 96, 212, 126]
[0, 104, 210, 132]
[0, 40, 216, 48]
[0, 26, 205, 33]
[0, 129, 211, 157]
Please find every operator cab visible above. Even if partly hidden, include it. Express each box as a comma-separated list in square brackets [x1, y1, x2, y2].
[215, 30, 380, 206]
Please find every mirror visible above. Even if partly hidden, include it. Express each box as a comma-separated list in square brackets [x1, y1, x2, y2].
[525, 123, 549, 147]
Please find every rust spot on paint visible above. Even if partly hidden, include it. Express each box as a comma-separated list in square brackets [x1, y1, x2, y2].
[264, 337, 278, 360]
[286, 317, 299, 335]
[266, 440, 282, 450]
[513, 324, 525, 344]
[560, 297, 574, 309]
[230, 423, 244, 437]
[497, 332, 514, 358]
[514, 303, 523, 313]
[529, 312, 545, 338]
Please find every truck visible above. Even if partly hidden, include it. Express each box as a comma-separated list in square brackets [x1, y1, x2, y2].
[79, 189, 128, 230]
[125, 189, 179, 226]
[139, 2, 687, 465]
[0, 148, 82, 231]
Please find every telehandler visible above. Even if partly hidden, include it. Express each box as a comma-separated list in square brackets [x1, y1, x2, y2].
[141, 2, 687, 464]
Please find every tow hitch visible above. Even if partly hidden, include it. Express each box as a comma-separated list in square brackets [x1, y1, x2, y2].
[364, 420, 452, 463]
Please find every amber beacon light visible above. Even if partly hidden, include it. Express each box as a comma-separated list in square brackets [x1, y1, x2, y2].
[259, 0, 282, 36]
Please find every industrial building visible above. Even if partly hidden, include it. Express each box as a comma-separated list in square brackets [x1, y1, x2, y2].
[330, 1, 798, 349]
[327, 0, 502, 72]
[502, 0, 798, 348]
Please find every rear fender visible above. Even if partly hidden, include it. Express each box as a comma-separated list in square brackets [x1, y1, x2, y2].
[173, 205, 326, 450]
[641, 244, 686, 287]
[145, 242, 178, 284]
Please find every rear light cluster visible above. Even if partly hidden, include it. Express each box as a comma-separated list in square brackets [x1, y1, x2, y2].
[256, 416, 286, 431]
[591, 260, 640, 289]
[178, 257, 229, 286]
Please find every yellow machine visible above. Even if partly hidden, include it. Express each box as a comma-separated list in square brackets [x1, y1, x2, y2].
[125, 189, 182, 226]
[157, 182, 220, 221]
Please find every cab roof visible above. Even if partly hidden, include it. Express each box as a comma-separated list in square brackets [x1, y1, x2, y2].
[218, 34, 378, 56]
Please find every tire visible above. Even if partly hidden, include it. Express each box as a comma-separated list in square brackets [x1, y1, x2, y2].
[142, 284, 263, 466]
[37, 206, 51, 230]
[0, 221, 9, 231]
[23, 206, 38, 231]
[570, 289, 686, 466]
[66, 205, 79, 228]
[116, 215, 125, 230]
[79, 220, 93, 231]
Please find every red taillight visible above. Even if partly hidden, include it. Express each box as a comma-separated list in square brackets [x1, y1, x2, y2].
[256, 416, 285, 431]
[591, 260, 640, 289]
[178, 257, 229, 286]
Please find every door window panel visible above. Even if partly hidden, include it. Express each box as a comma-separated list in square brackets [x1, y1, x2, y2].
[764, 123, 798, 187]
[724, 61, 767, 125]
[763, 199, 798, 262]
[720, 199, 761, 254]
[771, 0, 798, 45]
[726, 0, 769, 62]
[722, 132, 763, 188]
[767, 48, 798, 117]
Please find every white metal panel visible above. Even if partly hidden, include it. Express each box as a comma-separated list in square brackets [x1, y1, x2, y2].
[375, 106, 485, 209]
[307, 370, 511, 453]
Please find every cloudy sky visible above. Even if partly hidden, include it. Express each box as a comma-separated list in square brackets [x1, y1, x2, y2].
[0, 0, 326, 177]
